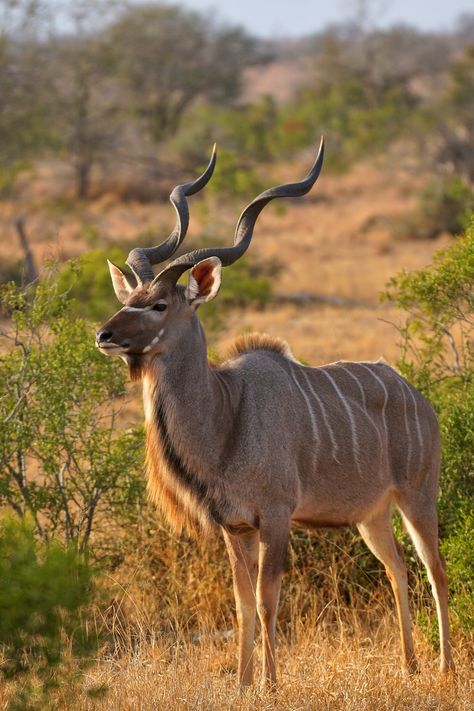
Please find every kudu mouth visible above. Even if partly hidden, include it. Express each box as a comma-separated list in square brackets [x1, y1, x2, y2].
[96, 342, 130, 354]
[95, 332, 132, 354]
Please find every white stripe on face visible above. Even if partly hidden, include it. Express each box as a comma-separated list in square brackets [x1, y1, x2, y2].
[122, 306, 144, 313]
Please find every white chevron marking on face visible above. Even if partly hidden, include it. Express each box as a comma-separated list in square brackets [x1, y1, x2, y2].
[122, 306, 144, 313]
[142, 330, 165, 354]
[300, 368, 342, 465]
[319, 368, 361, 474]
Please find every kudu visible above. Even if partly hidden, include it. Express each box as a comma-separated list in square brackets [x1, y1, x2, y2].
[96, 140, 453, 687]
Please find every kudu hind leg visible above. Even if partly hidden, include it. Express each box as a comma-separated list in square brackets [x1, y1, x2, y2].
[223, 529, 259, 687]
[256, 514, 291, 688]
[357, 508, 418, 673]
[398, 501, 454, 674]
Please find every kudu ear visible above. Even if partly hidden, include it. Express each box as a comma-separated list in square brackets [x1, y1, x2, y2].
[107, 260, 135, 304]
[185, 257, 222, 310]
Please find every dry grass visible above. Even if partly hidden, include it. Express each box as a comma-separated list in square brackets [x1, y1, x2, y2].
[75, 617, 472, 710]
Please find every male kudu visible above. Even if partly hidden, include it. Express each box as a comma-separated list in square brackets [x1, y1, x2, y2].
[96, 141, 453, 687]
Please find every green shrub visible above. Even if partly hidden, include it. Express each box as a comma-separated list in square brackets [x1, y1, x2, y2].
[0, 272, 145, 554]
[58, 246, 129, 322]
[0, 161, 30, 198]
[407, 175, 474, 239]
[0, 514, 100, 710]
[204, 148, 264, 201]
[383, 220, 474, 636]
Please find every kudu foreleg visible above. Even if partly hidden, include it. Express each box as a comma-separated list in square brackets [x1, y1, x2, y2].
[223, 529, 259, 687]
[256, 515, 290, 689]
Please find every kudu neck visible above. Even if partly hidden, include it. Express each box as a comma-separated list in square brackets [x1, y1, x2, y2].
[143, 313, 217, 425]
[142, 313, 237, 475]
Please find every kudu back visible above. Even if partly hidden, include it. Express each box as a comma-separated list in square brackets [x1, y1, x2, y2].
[97, 140, 453, 688]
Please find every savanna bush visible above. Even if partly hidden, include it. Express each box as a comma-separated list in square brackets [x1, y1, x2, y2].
[0, 514, 100, 710]
[384, 219, 474, 637]
[0, 271, 145, 555]
[394, 174, 474, 240]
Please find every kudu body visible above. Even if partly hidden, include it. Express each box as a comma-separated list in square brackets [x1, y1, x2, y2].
[97, 141, 453, 687]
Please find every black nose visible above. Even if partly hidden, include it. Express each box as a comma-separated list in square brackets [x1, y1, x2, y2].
[96, 330, 113, 344]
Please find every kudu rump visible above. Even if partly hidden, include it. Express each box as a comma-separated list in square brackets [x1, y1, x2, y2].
[96, 140, 453, 687]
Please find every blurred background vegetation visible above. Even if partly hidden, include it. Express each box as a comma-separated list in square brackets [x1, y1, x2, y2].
[0, 0, 473, 707]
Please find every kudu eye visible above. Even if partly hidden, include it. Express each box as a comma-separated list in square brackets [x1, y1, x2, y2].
[152, 302, 167, 312]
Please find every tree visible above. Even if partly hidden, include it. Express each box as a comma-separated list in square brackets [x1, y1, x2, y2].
[50, 1, 124, 198]
[436, 45, 474, 182]
[106, 4, 259, 144]
[0, 0, 56, 191]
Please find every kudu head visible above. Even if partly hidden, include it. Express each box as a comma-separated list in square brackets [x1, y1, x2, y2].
[96, 139, 325, 379]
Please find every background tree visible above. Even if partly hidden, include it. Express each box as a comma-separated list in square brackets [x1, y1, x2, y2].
[50, 1, 124, 198]
[106, 4, 260, 146]
[0, 0, 55, 192]
[436, 44, 474, 182]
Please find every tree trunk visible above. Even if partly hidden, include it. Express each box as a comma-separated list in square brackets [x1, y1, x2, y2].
[15, 216, 38, 286]
[76, 159, 91, 199]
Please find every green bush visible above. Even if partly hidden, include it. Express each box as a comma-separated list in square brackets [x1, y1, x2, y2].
[405, 175, 474, 239]
[58, 246, 129, 322]
[0, 514, 100, 710]
[203, 148, 264, 201]
[0, 272, 145, 554]
[383, 220, 474, 636]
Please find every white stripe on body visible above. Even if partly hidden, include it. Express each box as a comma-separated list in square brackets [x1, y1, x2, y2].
[319, 367, 362, 474]
[388, 368, 424, 472]
[396, 376, 412, 477]
[290, 366, 321, 452]
[338, 364, 384, 469]
[299, 368, 342, 464]
[339, 364, 368, 410]
[356, 363, 389, 441]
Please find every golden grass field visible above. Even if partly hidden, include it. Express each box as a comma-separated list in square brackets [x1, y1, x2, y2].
[1, 155, 471, 709]
[81, 633, 471, 711]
